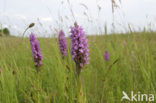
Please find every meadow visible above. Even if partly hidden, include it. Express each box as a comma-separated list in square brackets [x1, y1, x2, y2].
[0, 32, 156, 103]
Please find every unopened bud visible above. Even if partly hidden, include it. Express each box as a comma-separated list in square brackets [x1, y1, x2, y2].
[29, 23, 35, 28]
[74, 22, 78, 28]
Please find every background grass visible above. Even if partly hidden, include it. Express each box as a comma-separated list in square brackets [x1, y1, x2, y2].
[0, 32, 156, 103]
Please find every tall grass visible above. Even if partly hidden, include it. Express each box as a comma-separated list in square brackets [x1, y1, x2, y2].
[0, 32, 156, 103]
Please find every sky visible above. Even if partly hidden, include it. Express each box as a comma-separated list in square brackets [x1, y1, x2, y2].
[0, 0, 156, 37]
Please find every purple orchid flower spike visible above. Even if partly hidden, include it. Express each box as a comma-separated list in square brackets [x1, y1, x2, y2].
[58, 30, 68, 58]
[70, 22, 89, 75]
[30, 33, 43, 72]
[104, 51, 109, 61]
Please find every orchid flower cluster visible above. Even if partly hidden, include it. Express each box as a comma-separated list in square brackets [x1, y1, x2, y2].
[29, 33, 43, 72]
[70, 22, 89, 75]
[58, 30, 68, 58]
[29, 22, 110, 74]
[29, 22, 109, 103]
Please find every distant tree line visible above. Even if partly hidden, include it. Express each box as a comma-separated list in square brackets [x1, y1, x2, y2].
[0, 28, 10, 36]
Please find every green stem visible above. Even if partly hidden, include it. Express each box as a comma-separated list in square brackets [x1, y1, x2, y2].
[22, 27, 29, 37]
[36, 66, 40, 73]
[76, 64, 82, 103]
[78, 75, 82, 103]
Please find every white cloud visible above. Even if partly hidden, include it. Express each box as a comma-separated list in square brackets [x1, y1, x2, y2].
[143, 0, 156, 3]
[3, 24, 8, 28]
[0, 0, 156, 36]
[15, 15, 26, 20]
[12, 25, 17, 29]
[75, 13, 86, 19]
[0, 12, 9, 17]
[40, 17, 53, 22]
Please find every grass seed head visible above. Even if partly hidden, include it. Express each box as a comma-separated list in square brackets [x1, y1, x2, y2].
[29, 23, 35, 28]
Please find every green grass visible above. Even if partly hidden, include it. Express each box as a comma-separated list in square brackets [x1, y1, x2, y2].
[0, 32, 156, 103]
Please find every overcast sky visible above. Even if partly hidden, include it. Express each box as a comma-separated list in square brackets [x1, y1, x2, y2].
[0, 0, 156, 37]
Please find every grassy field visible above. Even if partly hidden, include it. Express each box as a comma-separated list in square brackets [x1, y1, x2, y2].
[0, 32, 156, 103]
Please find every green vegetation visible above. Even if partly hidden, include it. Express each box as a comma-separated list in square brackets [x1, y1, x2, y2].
[0, 28, 10, 36]
[0, 32, 156, 103]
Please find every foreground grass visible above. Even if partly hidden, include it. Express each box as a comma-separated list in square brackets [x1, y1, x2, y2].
[0, 32, 156, 103]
